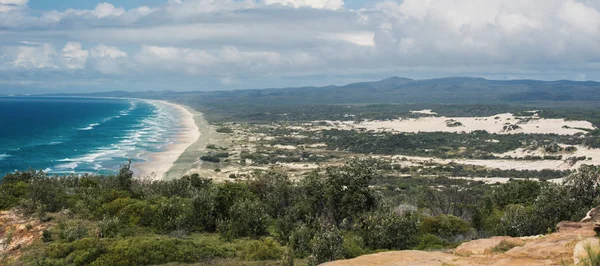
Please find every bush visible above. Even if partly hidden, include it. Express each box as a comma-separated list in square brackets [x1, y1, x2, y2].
[496, 204, 538, 237]
[415, 233, 450, 250]
[216, 127, 234, 133]
[152, 197, 195, 233]
[56, 220, 93, 242]
[341, 232, 367, 259]
[42, 230, 53, 243]
[34, 236, 234, 266]
[420, 214, 473, 241]
[354, 210, 419, 250]
[191, 187, 218, 232]
[243, 238, 283, 261]
[220, 199, 269, 239]
[200, 155, 220, 163]
[308, 226, 344, 265]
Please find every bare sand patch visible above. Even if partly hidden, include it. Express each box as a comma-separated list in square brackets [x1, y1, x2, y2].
[319, 113, 595, 135]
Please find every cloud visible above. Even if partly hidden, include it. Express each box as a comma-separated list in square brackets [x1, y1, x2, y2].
[0, 0, 28, 5]
[263, 0, 344, 10]
[0, 0, 27, 13]
[2, 0, 600, 92]
[89, 45, 128, 74]
[61, 42, 89, 69]
[1, 43, 57, 69]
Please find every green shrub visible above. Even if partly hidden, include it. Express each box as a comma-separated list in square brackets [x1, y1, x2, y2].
[220, 199, 269, 239]
[243, 238, 283, 261]
[308, 226, 344, 266]
[420, 214, 473, 241]
[341, 232, 366, 259]
[56, 220, 93, 242]
[288, 223, 314, 258]
[215, 152, 230, 158]
[415, 234, 449, 250]
[152, 197, 195, 232]
[354, 210, 419, 250]
[216, 127, 234, 133]
[191, 187, 218, 232]
[42, 230, 53, 243]
[200, 155, 220, 163]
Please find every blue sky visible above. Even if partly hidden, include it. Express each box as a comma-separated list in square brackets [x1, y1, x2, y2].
[1, 0, 600, 93]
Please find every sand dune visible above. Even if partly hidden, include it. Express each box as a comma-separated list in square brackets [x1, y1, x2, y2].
[322, 113, 595, 135]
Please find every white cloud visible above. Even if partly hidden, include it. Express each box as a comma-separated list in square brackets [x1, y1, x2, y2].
[91, 44, 127, 60]
[4, 43, 57, 69]
[89, 44, 128, 74]
[322, 32, 375, 46]
[0, 0, 28, 5]
[263, 0, 344, 10]
[0, 0, 27, 13]
[61, 42, 89, 69]
[3, 0, 600, 91]
[92, 2, 125, 18]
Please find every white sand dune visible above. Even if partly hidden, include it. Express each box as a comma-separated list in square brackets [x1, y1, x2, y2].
[322, 113, 595, 135]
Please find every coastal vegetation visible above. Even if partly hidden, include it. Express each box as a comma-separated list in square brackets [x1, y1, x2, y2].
[1, 162, 600, 265]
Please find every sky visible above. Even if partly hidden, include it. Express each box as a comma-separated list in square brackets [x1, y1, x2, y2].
[1, 0, 600, 93]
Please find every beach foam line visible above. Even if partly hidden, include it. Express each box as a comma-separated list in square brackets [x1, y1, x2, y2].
[133, 100, 200, 180]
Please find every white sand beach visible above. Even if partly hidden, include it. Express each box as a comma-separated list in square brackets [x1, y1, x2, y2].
[134, 100, 200, 180]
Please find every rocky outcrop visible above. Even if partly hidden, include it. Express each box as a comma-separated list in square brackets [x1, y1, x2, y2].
[324, 222, 597, 266]
[0, 211, 49, 262]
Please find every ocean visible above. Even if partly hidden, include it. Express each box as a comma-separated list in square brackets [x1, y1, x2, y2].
[0, 97, 182, 177]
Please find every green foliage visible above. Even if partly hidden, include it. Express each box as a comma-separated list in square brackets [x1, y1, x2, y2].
[491, 180, 541, 208]
[117, 160, 134, 193]
[220, 199, 269, 239]
[420, 214, 473, 241]
[200, 155, 220, 163]
[56, 220, 94, 242]
[242, 238, 283, 261]
[307, 226, 345, 266]
[354, 209, 419, 250]
[415, 234, 450, 251]
[341, 232, 367, 259]
[152, 196, 195, 233]
[216, 127, 234, 133]
[42, 230, 53, 243]
[30, 236, 235, 266]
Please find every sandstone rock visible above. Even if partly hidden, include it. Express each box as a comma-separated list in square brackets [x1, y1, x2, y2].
[326, 222, 596, 266]
[454, 236, 523, 256]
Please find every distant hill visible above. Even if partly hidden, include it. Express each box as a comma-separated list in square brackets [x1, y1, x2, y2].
[38, 76, 600, 106]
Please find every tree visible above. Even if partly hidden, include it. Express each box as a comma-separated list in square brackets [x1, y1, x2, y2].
[118, 160, 134, 193]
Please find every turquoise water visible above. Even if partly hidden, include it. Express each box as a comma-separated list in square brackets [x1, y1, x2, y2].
[0, 97, 181, 177]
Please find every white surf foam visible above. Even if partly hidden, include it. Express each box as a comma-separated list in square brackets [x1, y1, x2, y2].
[78, 123, 100, 131]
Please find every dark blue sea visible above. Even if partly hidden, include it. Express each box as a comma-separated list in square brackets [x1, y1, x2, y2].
[0, 97, 180, 177]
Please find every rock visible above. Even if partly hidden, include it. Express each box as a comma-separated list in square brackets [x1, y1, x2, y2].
[454, 236, 523, 256]
[573, 238, 600, 265]
[556, 221, 583, 232]
[326, 222, 597, 266]
[580, 207, 600, 223]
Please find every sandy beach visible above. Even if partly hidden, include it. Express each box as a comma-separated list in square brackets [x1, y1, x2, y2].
[134, 100, 200, 180]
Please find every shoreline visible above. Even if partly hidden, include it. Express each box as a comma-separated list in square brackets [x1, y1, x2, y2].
[133, 100, 201, 180]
